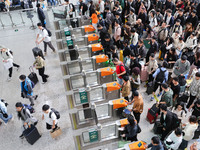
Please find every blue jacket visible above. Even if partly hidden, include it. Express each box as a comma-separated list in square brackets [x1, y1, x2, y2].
[148, 141, 164, 150]
[153, 67, 169, 83]
[21, 78, 33, 96]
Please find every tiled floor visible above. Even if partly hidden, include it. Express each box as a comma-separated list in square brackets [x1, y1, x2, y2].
[0, 9, 197, 150]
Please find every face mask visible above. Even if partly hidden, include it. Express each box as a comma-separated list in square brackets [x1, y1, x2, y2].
[19, 79, 23, 82]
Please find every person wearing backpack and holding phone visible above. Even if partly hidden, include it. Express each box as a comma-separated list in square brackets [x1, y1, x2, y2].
[15, 102, 38, 139]
[19, 75, 38, 106]
[0, 46, 20, 81]
[63, 0, 74, 18]
[42, 104, 59, 132]
[0, 99, 12, 125]
[36, 23, 56, 56]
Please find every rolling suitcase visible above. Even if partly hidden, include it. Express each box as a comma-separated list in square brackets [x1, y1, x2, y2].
[32, 47, 45, 60]
[28, 66, 38, 85]
[23, 125, 41, 145]
[147, 108, 158, 124]
[153, 121, 163, 134]
[140, 65, 148, 82]
[146, 81, 154, 95]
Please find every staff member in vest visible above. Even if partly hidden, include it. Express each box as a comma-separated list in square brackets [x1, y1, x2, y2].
[0, 46, 20, 81]
[36, 23, 56, 56]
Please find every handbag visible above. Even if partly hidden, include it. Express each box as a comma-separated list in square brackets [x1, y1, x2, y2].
[50, 127, 62, 138]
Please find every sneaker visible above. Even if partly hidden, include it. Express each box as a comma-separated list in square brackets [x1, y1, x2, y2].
[150, 97, 154, 101]
[46, 75, 49, 78]
[17, 66, 20, 71]
[19, 134, 24, 139]
[41, 82, 47, 84]
[157, 92, 162, 97]
[34, 95, 38, 100]
[7, 77, 12, 82]
[30, 103, 34, 106]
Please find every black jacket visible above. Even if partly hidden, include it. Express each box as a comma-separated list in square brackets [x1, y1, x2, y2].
[130, 58, 142, 73]
[148, 41, 158, 54]
[160, 111, 173, 131]
[186, 15, 198, 28]
[37, 8, 45, 21]
[138, 12, 147, 25]
[138, 45, 146, 58]
[175, 15, 185, 26]
[124, 124, 139, 139]
[99, 27, 108, 45]
[103, 38, 114, 54]
[123, 46, 131, 57]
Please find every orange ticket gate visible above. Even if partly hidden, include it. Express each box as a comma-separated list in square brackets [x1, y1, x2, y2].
[97, 67, 115, 84]
[123, 141, 147, 150]
[103, 82, 121, 101]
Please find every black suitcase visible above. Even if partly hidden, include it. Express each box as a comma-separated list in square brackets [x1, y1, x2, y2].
[153, 121, 163, 135]
[23, 125, 41, 145]
[146, 81, 154, 95]
[28, 67, 38, 85]
[149, 103, 159, 117]
[32, 47, 45, 60]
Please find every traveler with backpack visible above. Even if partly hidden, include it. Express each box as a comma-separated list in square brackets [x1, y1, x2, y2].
[159, 83, 173, 108]
[19, 75, 38, 106]
[113, 58, 127, 86]
[79, 0, 88, 15]
[36, 23, 56, 56]
[0, 99, 12, 125]
[90, 8, 98, 31]
[42, 104, 59, 132]
[179, 115, 198, 150]
[15, 102, 38, 139]
[33, 54, 49, 84]
[172, 102, 186, 124]
[146, 53, 158, 83]
[144, 136, 164, 150]
[170, 77, 181, 106]
[0, 46, 20, 81]
[105, 6, 114, 34]
[63, 0, 75, 18]
[121, 76, 130, 102]
[151, 61, 169, 101]
[36, 3, 46, 28]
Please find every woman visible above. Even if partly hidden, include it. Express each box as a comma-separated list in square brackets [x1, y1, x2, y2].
[172, 102, 186, 124]
[121, 76, 131, 102]
[145, 25, 154, 40]
[0, 46, 20, 81]
[130, 67, 141, 97]
[121, 115, 140, 142]
[138, 2, 146, 15]
[164, 47, 178, 68]
[90, 8, 98, 32]
[33, 54, 49, 84]
[121, 0, 130, 23]
[160, 37, 174, 60]
[184, 23, 193, 42]
[149, 10, 158, 30]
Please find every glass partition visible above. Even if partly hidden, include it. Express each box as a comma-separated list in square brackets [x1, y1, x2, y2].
[67, 61, 81, 75]
[81, 59, 93, 72]
[89, 87, 103, 102]
[95, 104, 109, 118]
[70, 75, 85, 89]
[101, 124, 116, 139]
[85, 72, 98, 86]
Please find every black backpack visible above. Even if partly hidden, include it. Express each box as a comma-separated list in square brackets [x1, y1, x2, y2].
[23, 104, 35, 114]
[119, 64, 130, 77]
[171, 112, 180, 130]
[83, 3, 88, 12]
[155, 68, 166, 83]
[70, 3, 75, 12]
[0, 99, 8, 107]
[49, 108, 60, 119]
[43, 28, 52, 37]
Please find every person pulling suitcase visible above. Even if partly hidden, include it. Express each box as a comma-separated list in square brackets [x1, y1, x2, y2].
[33, 54, 49, 84]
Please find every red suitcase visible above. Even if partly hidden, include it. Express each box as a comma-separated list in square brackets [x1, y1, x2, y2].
[147, 108, 158, 124]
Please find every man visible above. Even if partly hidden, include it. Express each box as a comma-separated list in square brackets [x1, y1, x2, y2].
[36, 3, 46, 27]
[171, 55, 190, 78]
[15, 102, 38, 139]
[103, 34, 114, 58]
[0, 46, 20, 81]
[123, 40, 131, 60]
[144, 136, 164, 150]
[160, 104, 173, 141]
[113, 58, 126, 86]
[115, 12, 122, 26]
[105, 7, 113, 34]
[79, 0, 87, 15]
[164, 9, 174, 30]
[0, 99, 12, 125]
[164, 0, 175, 11]
[113, 20, 121, 49]
[157, 22, 168, 46]
[134, 19, 144, 37]
[172, 31, 180, 50]
[184, 32, 198, 50]
[186, 10, 198, 28]
[123, 21, 131, 42]
[146, 36, 158, 63]
[170, 77, 180, 106]
[156, 9, 163, 25]
[42, 104, 59, 132]
[19, 75, 38, 106]
[170, 19, 183, 36]
[176, 37, 185, 57]
[187, 72, 200, 108]
[137, 40, 146, 61]
[97, 23, 108, 47]
[128, 91, 143, 123]
[159, 83, 173, 108]
[36, 23, 56, 56]
[189, 99, 200, 119]
[130, 28, 138, 52]
[99, 0, 104, 15]
[63, 0, 74, 18]
[126, 8, 136, 26]
[174, 8, 185, 27]
[129, 52, 141, 74]
[138, 8, 147, 25]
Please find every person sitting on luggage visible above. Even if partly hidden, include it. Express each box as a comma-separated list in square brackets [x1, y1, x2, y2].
[113, 58, 126, 86]
[144, 136, 164, 150]
[128, 91, 143, 124]
[19, 75, 38, 106]
[146, 53, 158, 83]
[151, 61, 169, 101]
[42, 104, 59, 132]
[15, 102, 38, 139]
[33, 54, 49, 84]
[121, 76, 131, 102]
[158, 83, 173, 108]
[164, 127, 183, 150]
[170, 77, 181, 106]
[130, 67, 141, 97]
[179, 115, 198, 150]
[186, 72, 200, 109]
[160, 104, 174, 141]
[164, 47, 178, 68]
[121, 115, 140, 142]
[171, 55, 190, 80]
[188, 99, 200, 120]
[172, 102, 186, 124]
[0, 98, 12, 124]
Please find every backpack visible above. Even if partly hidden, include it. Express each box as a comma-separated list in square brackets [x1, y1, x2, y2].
[23, 104, 35, 114]
[108, 12, 115, 24]
[70, 3, 75, 12]
[155, 68, 166, 83]
[119, 63, 130, 77]
[0, 99, 8, 107]
[49, 108, 60, 119]
[42, 28, 52, 37]
[31, 81, 35, 89]
[171, 112, 180, 130]
[1, 50, 13, 56]
[83, 3, 88, 12]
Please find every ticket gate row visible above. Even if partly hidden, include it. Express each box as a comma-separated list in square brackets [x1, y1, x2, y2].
[58, 44, 104, 62]
[56, 33, 99, 51]
[55, 25, 96, 40]
[60, 54, 111, 76]
[69, 98, 129, 130]
[66, 81, 120, 109]
[53, 16, 91, 30]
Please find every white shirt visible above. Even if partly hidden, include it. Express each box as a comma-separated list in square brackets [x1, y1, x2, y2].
[44, 110, 58, 125]
[165, 131, 183, 149]
[99, 1, 104, 13]
[172, 33, 180, 48]
[64, 4, 73, 16]
[149, 17, 158, 28]
[38, 28, 51, 42]
[185, 37, 197, 49]
[130, 32, 139, 46]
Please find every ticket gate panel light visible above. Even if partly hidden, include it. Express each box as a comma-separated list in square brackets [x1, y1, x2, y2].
[89, 86, 104, 102]
[70, 75, 85, 89]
